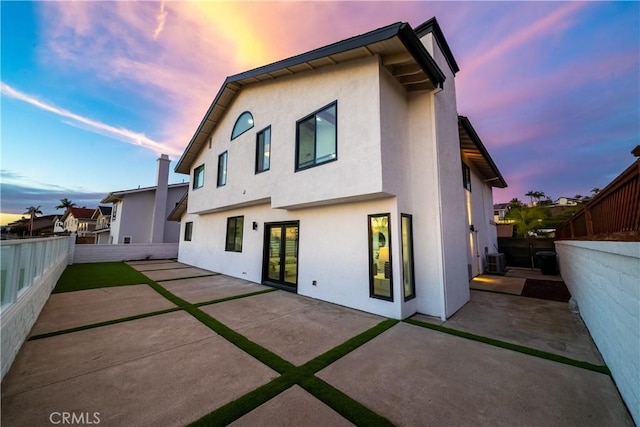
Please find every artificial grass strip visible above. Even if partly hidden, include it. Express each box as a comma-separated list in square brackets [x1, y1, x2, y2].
[53, 262, 156, 293]
[301, 319, 398, 374]
[299, 376, 395, 427]
[189, 377, 294, 427]
[194, 288, 278, 307]
[404, 318, 611, 375]
[154, 273, 219, 283]
[28, 307, 182, 341]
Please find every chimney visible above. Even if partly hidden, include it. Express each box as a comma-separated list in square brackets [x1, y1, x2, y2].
[150, 154, 170, 243]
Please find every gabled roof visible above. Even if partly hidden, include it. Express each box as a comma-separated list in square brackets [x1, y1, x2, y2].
[458, 116, 507, 188]
[63, 207, 96, 221]
[413, 17, 460, 75]
[101, 183, 189, 204]
[167, 192, 188, 222]
[175, 19, 448, 174]
[92, 206, 112, 220]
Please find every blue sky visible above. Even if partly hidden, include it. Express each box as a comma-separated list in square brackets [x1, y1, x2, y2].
[1, 1, 639, 223]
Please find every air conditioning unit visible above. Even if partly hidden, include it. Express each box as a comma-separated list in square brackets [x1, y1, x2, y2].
[486, 253, 506, 275]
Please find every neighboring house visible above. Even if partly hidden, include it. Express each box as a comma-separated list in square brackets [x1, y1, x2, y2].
[53, 216, 65, 233]
[556, 196, 580, 206]
[101, 155, 188, 244]
[62, 208, 97, 237]
[170, 18, 506, 320]
[493, 203, 509, 223]
[92, 206, 112, 244]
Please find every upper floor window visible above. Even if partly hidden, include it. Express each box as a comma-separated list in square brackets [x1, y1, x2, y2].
[217, 151, 228, 187]
[193, 164, 205, 189]
[296, 101, 337, 171]
[112, 204, 117, 220]
[231, 111, 254, 140]
[462, 162, 471, 192]
[256, 126, 271, 174]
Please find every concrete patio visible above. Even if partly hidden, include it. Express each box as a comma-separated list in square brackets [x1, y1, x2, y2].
[1, 261, 633, 426]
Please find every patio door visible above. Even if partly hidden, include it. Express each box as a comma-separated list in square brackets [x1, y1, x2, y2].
[262, 222, 299, 292]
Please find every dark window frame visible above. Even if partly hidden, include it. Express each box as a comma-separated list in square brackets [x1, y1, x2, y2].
[255, 126, 271, 174]
[401, 213, 416, 301]
[225, 216, 244, 252]
[184, 222, 193, 242]
[462, 162, 472, 192]
[231, 111, 254, 140]
[217, 151, 228, 187]
[193, 164, 205, 190]
[295, 101, 338, 171]
[368, 213, 393, 302]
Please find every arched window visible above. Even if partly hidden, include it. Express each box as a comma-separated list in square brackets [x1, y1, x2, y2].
[231, 111, 254, 140]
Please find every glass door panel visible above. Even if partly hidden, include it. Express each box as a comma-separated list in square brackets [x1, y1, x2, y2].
[283, 226, 298, 285]
[268, 227, 282, 282]
[263, 222, 299, 290]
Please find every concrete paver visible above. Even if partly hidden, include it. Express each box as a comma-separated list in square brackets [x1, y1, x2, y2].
[201, 291, 382, 365]
[414, 290, 603, 365]
[128, 261, 192, 272]
[318, 322, 633, 427]
[3, 311, 214, 396]
[1, 336, 278, 427]
[161, 275, 270, 304]
[144, 266, 215, 282]
[230, 385, 354, 427]
[29, 285, 175, 336]
[126, 259, 175, 266]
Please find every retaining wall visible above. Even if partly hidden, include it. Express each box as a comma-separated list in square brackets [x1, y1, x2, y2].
[72, 243, 179, 264]
[556, 240, 639, 424]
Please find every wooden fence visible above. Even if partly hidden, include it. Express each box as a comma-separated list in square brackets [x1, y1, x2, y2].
[556, 155, 640, 240]
[497, 237, 555, 268]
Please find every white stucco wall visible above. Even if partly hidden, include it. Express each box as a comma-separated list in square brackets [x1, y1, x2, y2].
[187, 55, 386, 215]
[73, 243, 178, 263]
[555, 240, 639, 424]
[422, 32, 470, 318]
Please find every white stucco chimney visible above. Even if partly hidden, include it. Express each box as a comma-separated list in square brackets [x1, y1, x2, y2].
[150, 154, 170, 243]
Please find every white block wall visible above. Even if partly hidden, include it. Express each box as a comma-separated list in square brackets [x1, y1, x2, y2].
[556, 240, 640, 424]
[73, 243, 179, 264]
[1, 253, 68, 379]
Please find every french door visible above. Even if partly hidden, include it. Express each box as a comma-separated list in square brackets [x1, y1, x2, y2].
[262, 222, 299, 291]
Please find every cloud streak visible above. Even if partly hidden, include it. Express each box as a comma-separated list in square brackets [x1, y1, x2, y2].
[1, 82, 182, 156]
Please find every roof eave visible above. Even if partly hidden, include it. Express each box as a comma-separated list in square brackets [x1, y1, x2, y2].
[174, 21, 447, 175]
[459, 116, 507, 188]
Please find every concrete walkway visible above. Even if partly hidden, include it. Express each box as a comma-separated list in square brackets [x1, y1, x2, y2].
[1, 261, 633, 426]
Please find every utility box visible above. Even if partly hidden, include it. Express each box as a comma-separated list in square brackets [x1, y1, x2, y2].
[486, 253, 506, 275]
[536, 251, 558, 275]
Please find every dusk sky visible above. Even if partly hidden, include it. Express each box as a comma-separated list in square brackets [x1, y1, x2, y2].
[1, 1, 638, 224]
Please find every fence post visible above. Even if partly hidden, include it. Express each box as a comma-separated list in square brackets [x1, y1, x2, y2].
[585, 207, 594, 236]
[67, 233, 76, 265]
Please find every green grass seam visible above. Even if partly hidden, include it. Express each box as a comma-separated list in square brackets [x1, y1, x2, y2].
[188, 318, 398, 426]
[404, 318, 610, 375]
[299, 376, 395, 427]
[194, 288, 278, 307]
[154, 273, 219, 283]
[28, 307, 182, 341]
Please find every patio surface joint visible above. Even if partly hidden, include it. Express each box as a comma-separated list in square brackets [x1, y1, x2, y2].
[404, 318, 611, 375]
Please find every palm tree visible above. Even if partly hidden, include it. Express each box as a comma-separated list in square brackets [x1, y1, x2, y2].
[24, 206, 43, 237]
[505, 206, 546, 238]
[525, 191, 536, 205]
[508, 198, 523, 209]
[56, 198, 77, 211]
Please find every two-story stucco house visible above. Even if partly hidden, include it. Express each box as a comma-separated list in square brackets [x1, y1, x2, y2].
[171, 18, 506, 320]
[91, 206, 112, 244]
[101, 155, 188, 245]
[62, 208, 97, 237]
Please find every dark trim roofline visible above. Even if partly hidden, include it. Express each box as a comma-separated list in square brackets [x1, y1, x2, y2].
[174, 20, 447, 174]
[459, 116, 507, 188]
[413, 17, 460, 75]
